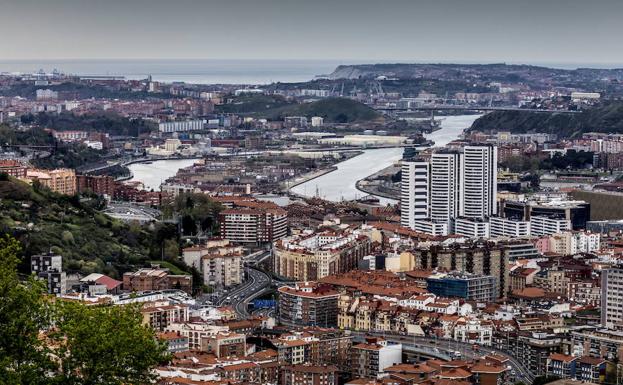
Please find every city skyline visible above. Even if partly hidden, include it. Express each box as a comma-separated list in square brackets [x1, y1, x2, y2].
[3, 0, 623, 65]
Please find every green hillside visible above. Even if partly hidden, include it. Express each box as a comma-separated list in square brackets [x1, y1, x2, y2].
[264, 97, 382, 123]
[216, 94, 295, 114]
[0, 177, 173, 277]
[470, 102, 623, 139]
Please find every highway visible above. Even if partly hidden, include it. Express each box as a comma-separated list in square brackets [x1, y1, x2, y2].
[215, 266, 272, 317]
[352, 331, 535, 384]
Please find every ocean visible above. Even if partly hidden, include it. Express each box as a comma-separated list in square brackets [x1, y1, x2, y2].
[0, 59, 347, 85]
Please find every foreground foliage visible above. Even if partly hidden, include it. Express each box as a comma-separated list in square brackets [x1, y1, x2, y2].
[0, 235, 169, 385]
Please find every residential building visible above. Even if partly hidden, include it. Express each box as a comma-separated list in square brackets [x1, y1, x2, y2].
[400, 156, 430, 229]
[454, 217, 490, 238]
[460, 145, 498, 219]
[273, 229, 371, 281]
[280, 364, 338, 385]
[278, 282, 339, 327]
[201, 332, 246, 358]
[454, 318, 494, 346]
[157, 331, 190, 353]
[413, 241, 510, 298]
[350, 338, 402, 379]
[489, 216, 531, 238]
[430, 151, 462, 228]
[530, 216, 572, 236]
[141, 302, 190, 331]
[158, 119, 204, 133]
[23, 168, 76, 195]
[0, 159, 27, 178]
[76, 175, 116, 196]
[601, 267, 623, 330]
[122, 266, 192, 294]
[219, 206, 287, 244]
[310, 116, 324, 127]
[31, 253, 66, 295]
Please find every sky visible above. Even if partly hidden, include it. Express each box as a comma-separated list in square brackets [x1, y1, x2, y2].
[2, 0, 623, 65]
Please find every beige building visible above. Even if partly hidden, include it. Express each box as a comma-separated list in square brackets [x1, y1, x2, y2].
[182, 240, 244, 288]
[201, 252, 243, 288]
[273, 230, 371, 281]
[534, 269, 568, 295]
[24, 168, 76, 195]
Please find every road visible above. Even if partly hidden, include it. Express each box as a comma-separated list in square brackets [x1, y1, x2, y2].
[352, 331, 535, 384]
[214, 266, 272, 317]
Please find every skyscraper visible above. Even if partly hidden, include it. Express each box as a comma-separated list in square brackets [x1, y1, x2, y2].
[400, 156, 430, 229]
[400, 144, 498, 235]
[460, 145, 498, 219]
[430, 151, 462, 228]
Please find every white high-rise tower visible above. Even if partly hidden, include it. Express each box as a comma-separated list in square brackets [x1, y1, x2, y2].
[400, 157, 430, 229]
[460, 145, 498, 219]
[430, 152, 461, 229]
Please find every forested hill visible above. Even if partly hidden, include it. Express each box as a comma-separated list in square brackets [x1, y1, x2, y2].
[469, 102, 623, 139]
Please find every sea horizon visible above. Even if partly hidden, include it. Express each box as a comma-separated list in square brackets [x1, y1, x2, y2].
[1, 58, 622, 85]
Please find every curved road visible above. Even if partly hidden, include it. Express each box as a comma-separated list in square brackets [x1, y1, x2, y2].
[353, 331, 534, 384]
[216, 267, 272, 317]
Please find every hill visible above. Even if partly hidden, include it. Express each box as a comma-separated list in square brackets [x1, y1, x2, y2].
[469, 102, 623, 139]
[215, 94, 295, 114]
[263, 97, 382, 123]
[0, 176, 175, 278]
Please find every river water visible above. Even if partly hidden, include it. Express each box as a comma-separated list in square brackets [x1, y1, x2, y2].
[127, 159, 198, 191]
[127, 114, 481, 199]
[291, 114, 481, 203]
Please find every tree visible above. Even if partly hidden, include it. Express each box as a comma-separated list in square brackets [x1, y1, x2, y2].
[0, 236, 170, 385]
[50, 302, 170, 385]
[0, 236, 55, 385]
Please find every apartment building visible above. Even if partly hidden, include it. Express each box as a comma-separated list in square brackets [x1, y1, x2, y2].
[273, 230, 371, 281]
[24, 168, 76, 195]
[350, 338, 402, 379]
[122, 266, 192, 294]
[219, 205, 287, 244]
[601, 267, 623, 330]
[278, 282, 339, 327]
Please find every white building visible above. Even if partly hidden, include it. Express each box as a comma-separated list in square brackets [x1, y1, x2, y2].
[454, 217, 490, 239]
[158, 120, 205, 133]
[164, 138, 182, 152]
[601, 267, 623, 330]
[570, 231, 600, 253]
[530, 216, 571, 236]
[310, 116, 324, 127]
[489, 216, 531, 238]
[412, 219, 449, 236]
[400, 158, 430, 229]
[460, 145, 497, 219]
[201, 254, 243, 288]
[36, 89, 58, 100]
[430, 152, 462, 228]
[454, 318, 494, 346]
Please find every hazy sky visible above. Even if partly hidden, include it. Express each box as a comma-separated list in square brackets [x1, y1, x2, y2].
[2, 0, 623, 64]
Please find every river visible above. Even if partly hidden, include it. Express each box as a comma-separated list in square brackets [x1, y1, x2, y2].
[127, 159, 198, 191]
[290, 114, 481, 204]
[127, 114, 481, 199]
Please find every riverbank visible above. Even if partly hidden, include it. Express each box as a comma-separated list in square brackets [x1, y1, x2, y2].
[290, 114, 481, 203]
[355, 179, 400, 201]
[284, 166, 338, 191]
[355, 163, 401, 201]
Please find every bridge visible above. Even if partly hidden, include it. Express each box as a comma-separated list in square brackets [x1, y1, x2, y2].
[375, 104, 580, 114]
